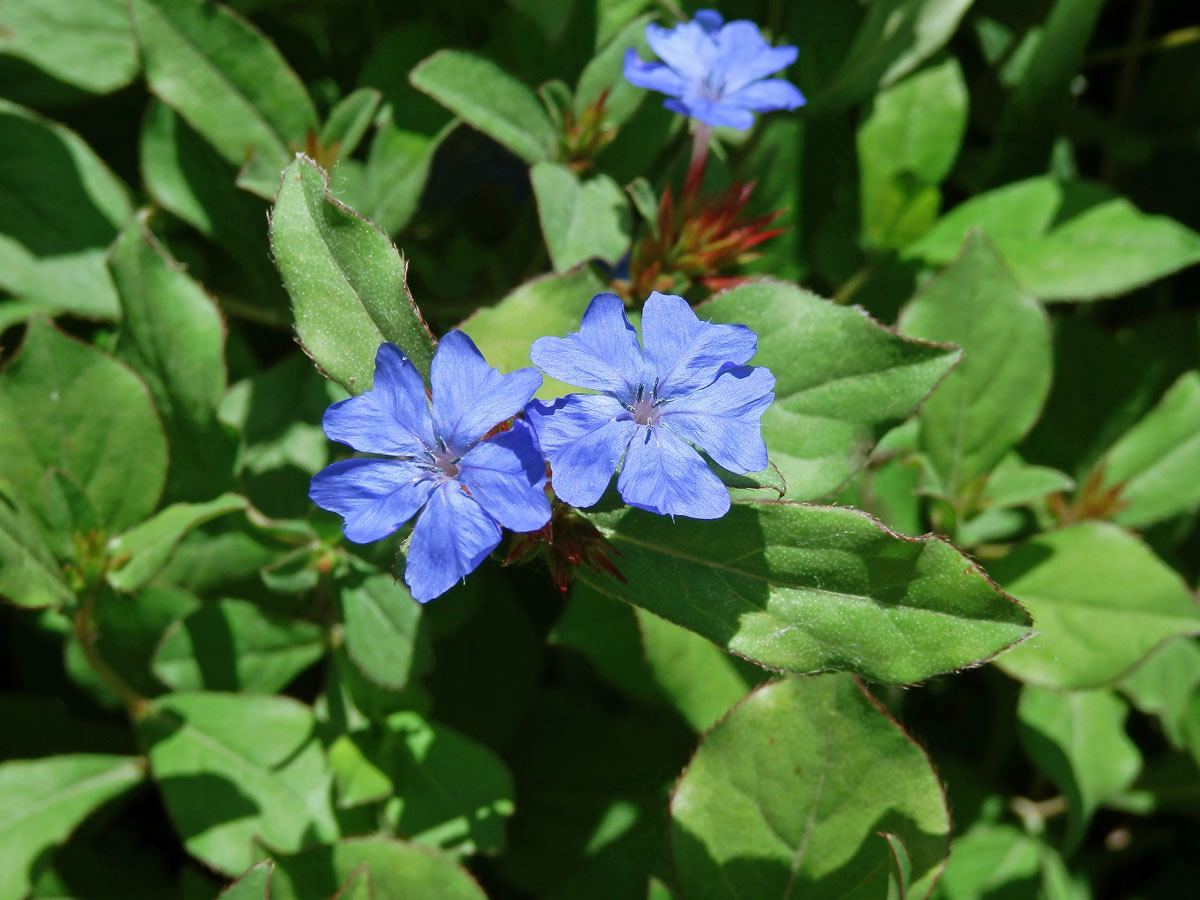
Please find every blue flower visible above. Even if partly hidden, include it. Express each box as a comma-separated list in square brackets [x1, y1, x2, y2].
[527, 292, 775, 519]
[310, 333, 550, 602]
[623, 9, 805, 130]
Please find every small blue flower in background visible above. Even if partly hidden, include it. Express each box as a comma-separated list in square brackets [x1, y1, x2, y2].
[623, 9, 805, 130]
[310, 333, 550, 602]
[527, 292, 775, 519]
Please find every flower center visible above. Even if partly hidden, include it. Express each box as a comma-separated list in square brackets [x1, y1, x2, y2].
[699, 72, 726, 100]
[428, 446, 460, 478]
[627, 382, 664, 427]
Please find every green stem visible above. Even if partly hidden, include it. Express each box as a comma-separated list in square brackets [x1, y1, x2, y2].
[74, 587, 149, 719]
[831, 261, 877, 305]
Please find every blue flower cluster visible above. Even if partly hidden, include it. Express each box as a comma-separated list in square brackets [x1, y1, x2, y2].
[623, 9, 805, 130]
[311, 293, 774, 602]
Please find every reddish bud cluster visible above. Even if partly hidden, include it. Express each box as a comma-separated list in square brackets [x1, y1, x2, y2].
[560, 90, 618, 173]
[620, 179, 786, 299]
[503, 502, 625, 593]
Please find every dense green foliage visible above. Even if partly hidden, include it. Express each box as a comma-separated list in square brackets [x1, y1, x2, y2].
[1, 1, 1199, 898]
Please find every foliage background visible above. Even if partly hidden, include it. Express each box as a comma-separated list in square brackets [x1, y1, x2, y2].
[2, 0, 1200, 898]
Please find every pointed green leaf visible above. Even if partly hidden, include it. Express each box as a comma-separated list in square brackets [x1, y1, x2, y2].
[935, 825, 1042, 899]
[1018, 686, 1141, 849]
[319, 88, 382, 160]
[269, 837, 487, 900]
[574, 14, 653, 126]
[0, 99, 130, 318]
[130, 0, 317, 199]
[0, 318, 167, 535]
[899, 232, 1052, 500]
[339, 573, 432, 691]
[1097, 372, 1200, 529]
[532, 162, 630, 271]
[109, 213, 238, 502]
[701, 280, 961, 501]
[139, 692, 338, 875]
[979, 453, 1075, 511]
[410, 50, 556, 164]
[580, 501, 1032, 683]
[270, 155, 437, 393]
[153, 598, 326, 693]
[219, 861, 274, 900]
[360, 120, 455, 236]
[106, 494, 248, 592]
[993, 522, 1200, 689]
[670, 674, 949, 899]
[460, 267, 609, 400]
[0, 754, 144, 900]
[906, 178, 1200, 301]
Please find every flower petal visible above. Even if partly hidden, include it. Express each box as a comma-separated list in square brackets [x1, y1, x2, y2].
[617, 424, 730, 519]
[404, 482, 502, 602]
[530, 293, 645, 398]
[322, 343, 435, 456]
[645, 19, 719, 83]
[526, 394, 638, 508]
[309, 457, 435, 544]
[724, 77, 806, 113]
[663, 96, 756, 130]
[458, 421, 551, 533]
[431, 331, 542, 452]
[623, 50, 687, 98]
[661, 364, 775, 473]
[693, 9, 724, 33]
[641, 292, 758, 399]
[713, 22, 798, 92]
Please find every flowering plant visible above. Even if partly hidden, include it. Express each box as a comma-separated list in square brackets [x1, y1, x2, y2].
[4, 2, 1199, 898]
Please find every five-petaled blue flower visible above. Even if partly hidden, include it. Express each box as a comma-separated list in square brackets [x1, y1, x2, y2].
[310, 333, 551, 602]
[527, 292, 775, 519]
[623, 9, 805, 130]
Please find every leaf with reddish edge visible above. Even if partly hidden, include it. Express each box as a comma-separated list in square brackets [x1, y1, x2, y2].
[219, 861, 274, 899]
[580, 500, 1031, 683]
[670, 674, 950, 899]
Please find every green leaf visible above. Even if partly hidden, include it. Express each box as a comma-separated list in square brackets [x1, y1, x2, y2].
[1119, 638, 1200, 748]
[0, 99, 131, 319]
[0, 754, 144, 900]
[899, 232, 1052, 500]
[0, 317, 167, 535]
[268, 837, 486, 900]
[460, 267, 609, 400]
[935, 824, 1042, 900]
[130, 0, 317, 199]
[1096, 372, 1200, 529]
[152, 598, 326, 693]
[319, 88, 382, 160]
[993, 522, 1200, 689]
[270, 155, 437, 394]
[381, 711, 516, 856]
[581, 501, 1032, 683]
[670, 674, 949, 899]
[106, 494, 248, 592]
[811, 0, 974, 113]
[1018, 686, 1141, 849]
[109, 213, 238, 502]
[219, 861, 274, 900]
[554, 585, 760, 732]
[339, 573, 433, 691]
[359, 121, 455, 236]
[0, 485, 74, 609]
[0, 0, 138, 97]
[701, 280, 960, 502]
[574, 14, 653, 127]
[138, 691, 338, 875]
[858, 56, 967, 249]
[410, 50, 557, 164]
[905, 178, 1200, 301]
[979, 453, 1075, 511]
[531, 162, 630, 271]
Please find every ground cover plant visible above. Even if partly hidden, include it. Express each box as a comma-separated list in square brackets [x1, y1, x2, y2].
[2, 0, 1200, 897]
